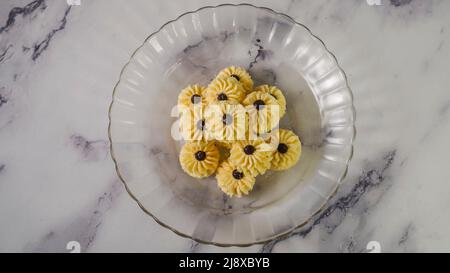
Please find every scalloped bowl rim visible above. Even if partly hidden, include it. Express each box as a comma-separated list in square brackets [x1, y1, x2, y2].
[108, 3, 356, 247]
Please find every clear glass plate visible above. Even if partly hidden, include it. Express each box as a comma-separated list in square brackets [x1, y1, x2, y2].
[108, 4, 355, 246]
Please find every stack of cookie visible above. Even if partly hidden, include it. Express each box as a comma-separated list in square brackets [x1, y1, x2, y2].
[176, 66, 302, 197]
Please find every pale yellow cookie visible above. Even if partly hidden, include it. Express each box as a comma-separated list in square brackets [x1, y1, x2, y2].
[205, 78, 245, 104]
[270, 129, 302, 171]
[216, 66, 254, 93]
[216, 160, 256, 197]
[178, 106, 213, 141]
[179, 141, 219, 178]
[177, 85, 206, 108]
[229, 139, 273, 176]
[204, 102, 247, 146]
[243, 91, 280, 136]
[254, 85, 286, 118]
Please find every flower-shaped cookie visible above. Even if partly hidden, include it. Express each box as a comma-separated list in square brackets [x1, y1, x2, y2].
[216, 160, 255, 197]
[178, 106, 213, 141]
[177, 85, 207, 108]
[205, 102, 247, 147]
[254, 85, 286, 118]
[229, 139, 273, 176]
[243, 91, 280, 137]
[216, 66, 254, 93]
[270, 129, 302, 171]
[179, 141, 220, 178]
[205, 78, 245, 104]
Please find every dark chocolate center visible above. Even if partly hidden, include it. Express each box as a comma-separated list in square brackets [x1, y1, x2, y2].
[217, 93, 228, 101]
[230, 74, 240, 81]
[196, 119, 206, 131]
[243, 145, 256, 155]
[253, 99, 265, 110]
[191, 94, 201, 104]
[194, 151, 206, 161]
[277, 143, 288, 154]
[222, 113, 233, 125]
[232, 170, 244, 180]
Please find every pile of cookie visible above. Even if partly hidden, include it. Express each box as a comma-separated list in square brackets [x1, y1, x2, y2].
[176, 66, 301, 197]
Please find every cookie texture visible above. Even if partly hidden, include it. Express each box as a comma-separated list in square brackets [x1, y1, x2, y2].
[179, 141, 220, 178]
[243, 91, 280, 136]
[270, 129, 302, 171]
[216, 66, 253, 93]
[254, 85, 287, 118]
[178, 85, 206, 107]
[216, 160, 256, 197]
[229, 139, 273, 176]
[205, 78, 245, 104]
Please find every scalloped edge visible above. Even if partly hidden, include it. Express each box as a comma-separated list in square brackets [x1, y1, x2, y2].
[108, 3, 356, 247]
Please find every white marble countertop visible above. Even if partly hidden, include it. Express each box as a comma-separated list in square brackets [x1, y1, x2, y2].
[1, 0, 450, 252]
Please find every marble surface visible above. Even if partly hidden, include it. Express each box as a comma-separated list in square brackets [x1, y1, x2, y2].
[1, 0, 450, 252]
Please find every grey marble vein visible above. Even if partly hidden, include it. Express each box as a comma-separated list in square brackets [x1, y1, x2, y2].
[260, 150, 397, 253]
[0, 44, 13, 63]
[29, 180, 123, 252]
[189, 241, 200, 253]
[31, 6, 71, 61]
[0, 0, 46, 34]
[70, 134, 109, 161]
[390, 0, 413, 7]
[247, 39, 272, 70]
[0, 93, 7, 108]
[398, 223, 413, 246]
[183, 40, 204, 54]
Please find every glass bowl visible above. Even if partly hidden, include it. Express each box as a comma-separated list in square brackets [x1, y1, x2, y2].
[108, 4, 355, 246]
